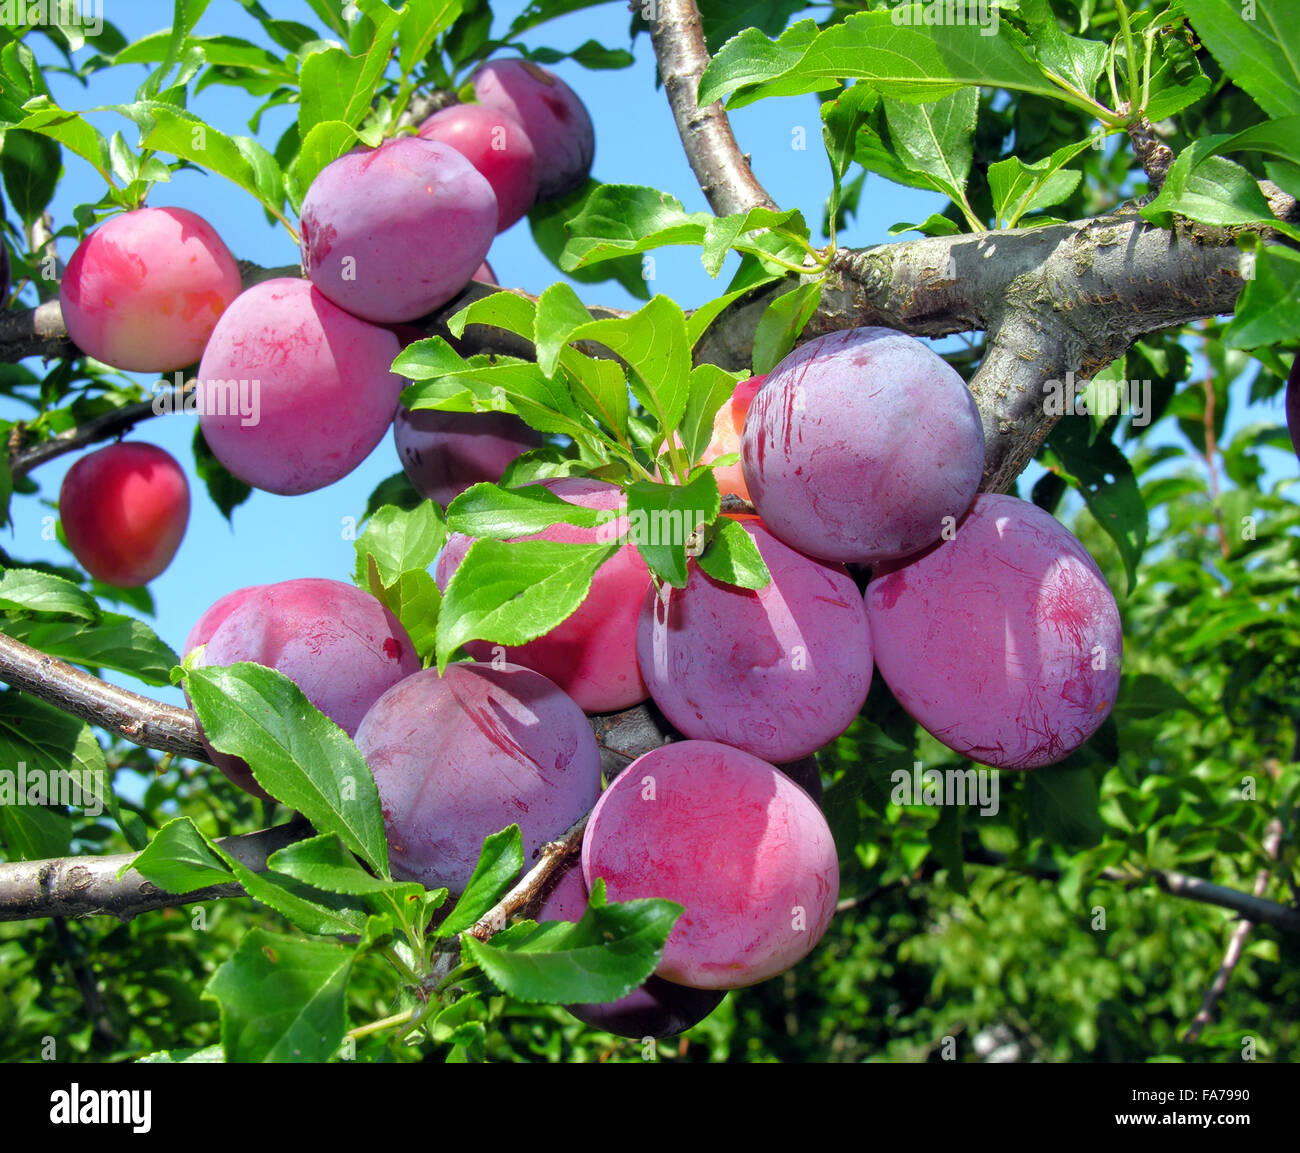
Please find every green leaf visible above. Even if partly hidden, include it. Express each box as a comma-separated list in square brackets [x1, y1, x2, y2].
[435, 539, 615, 671]
[529, 180, 651, 300]
[1223, 244, 1300, 349]
[366, 559, 440, 666]
[1113, 673, 1201, 721]
[560, 184, 709, 270]
[297, 10, 400, 139]
[461, 883, 681, 1004]
[625, 470, 721, 588]
[289, 119, 361, 207]
[882, 86, 978, 205]
[445, 481, 614, 539]
[10, 98, 113, 185]
[185, 663, 390, 877]
[397, 0, 463, 78]
[1024, 764, 1105, 850]
[700, 205, 807, 278]
[438, 825, 525, 937]
[193, 425, 252, 523]
[1018, 0, 1107, 98]
[204, 929, 355, 1062]
[128, 816, 235, 894]
[1182, 0, 1300, 120]
[988, 137, 1091, 228]
[888, 214, 960, 236]
[697, 517, 772, 589]
[352, 501, 446, 587]
[534, 281, 593, 377]
[0, 567, 98, 619]
[1141, 136, 1279, 230]
[1, 128, 61, 227]
[0, 612, 179, 685]
[268, 833, 426, 901]
[699, 12, 1055, 110]
[138, 1045, 226, 1063]
[751, 280, 822, 374]
[679, 363, 746, 464]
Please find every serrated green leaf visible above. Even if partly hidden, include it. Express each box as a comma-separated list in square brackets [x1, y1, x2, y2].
[127, 816, 235, 894]
[697, 517, 772, 589]
[0, 612, 178, 685]
[0, 567, 98, 619]
[625, 470, 721, 588]
[446, 481, 614, 539]
[1183, 0, 1300, 120]
[751, 280, 822, 374]
[438, 825, 525, 936]
[353, 501, 446, 587]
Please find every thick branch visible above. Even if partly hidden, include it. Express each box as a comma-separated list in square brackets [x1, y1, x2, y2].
[646, 0, 777, 217]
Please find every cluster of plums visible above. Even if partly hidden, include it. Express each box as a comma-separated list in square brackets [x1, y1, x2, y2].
[54, 58, 592, 585]
[172, 323, 1122, 1041]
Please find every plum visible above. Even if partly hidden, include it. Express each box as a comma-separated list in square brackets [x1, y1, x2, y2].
[701, 374, 765, 502]
[741, 327, 985, 564]
[637, 517, 871, 763]
[393, 407, 542, 508]
[865, 493, 1123, 770]
[59, 442, 190, 587]
[197, 278, 404, 495]
[536, 865, 726, 1038]
[474, 260, 497, 284]
[471, 60, 594, 201]
[582, 740, 839, 989]
[300, 136, 497, 323]
[418, 103, 539, 232]
[1287, 353, 1300, 463]
[59, 206, 242, 372]
[354, 662, 602, 894]
[185, 579, 419, 799]
[435, 477, 651, 714]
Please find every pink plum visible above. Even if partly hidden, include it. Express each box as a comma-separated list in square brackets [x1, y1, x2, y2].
[582, 740, 840, 989]
[435, 477, 651, 714]
[638, 517, 872, 762]
[741, 327, 985, 564]
[196, 278, 404, 495]
[865, 493, 1123, 769]
[418, 103, 539, 232]
[472, 60, 595, 201]
[300, 136, 497, 323]
[354, 662, 602, 894]
[59, 206, 242, 372]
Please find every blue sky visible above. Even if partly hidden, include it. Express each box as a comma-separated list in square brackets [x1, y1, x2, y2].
[1, 0, 1292, 711]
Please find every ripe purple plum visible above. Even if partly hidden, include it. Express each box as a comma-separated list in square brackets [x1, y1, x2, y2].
[741, 327, 985, 564]
[638, 517, 871, 763]
[1287, 353, 1300, 463]
[354, 662, 602, 893]
[393, 408, 542, 508]
[474, 260, 497, 284]
[197, 278, 404, 495]
[582, 741, 839, 989]
[472, 60, 594, 201]
[185, 579, 419, 798]
[300, 136, 497, 323]
[865, 493, 1122, 770]
[435, 477, 651, 714]
[537, 866, 726, 1038]
[418, 103, 539, 232]
[59, 206, 242, 372]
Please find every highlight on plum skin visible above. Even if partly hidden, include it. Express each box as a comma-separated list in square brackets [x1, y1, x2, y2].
[536, 866, 726, 1039]
[299, 136, 497, 323]
[354, 662, 602, 895]
[865, 493, 1123, 770]
[197, 278, 405, 496]
[393, 407, 542, 508]
[184, 579, 419, 799]
[418, 103, 539, 233]
[582, 740, 840, 990]
[435, 477, 652, 714]
[471, 59, 595, 201]
[58, 206, 242, 373]
[59, 443, 191, 588]
[637, 517, 872, 764]
[741, 326, 985, 565]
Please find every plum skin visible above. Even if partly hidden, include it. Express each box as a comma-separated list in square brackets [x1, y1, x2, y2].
[471, 60, 595, 201]
[59, 206, 242, 373]
[197, 278, 404, 495]
[300, 136, 497, 323]
[418, 103, 539, 232]
[435, 477, 651, 714]
[741, 326, 985, 564]
[637, 517, 872, 763]
[536, 866, 725, 1038]
[393, 408, 541, 508]
[60, 443, 190, 588]
[185, 579, 420, 799]
[865, 493, 1123, 770]
[582, 740, 839, 990]
[354, 662, 602, 894]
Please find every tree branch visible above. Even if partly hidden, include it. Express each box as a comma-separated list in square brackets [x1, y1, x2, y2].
[645, 0, 778, 217]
